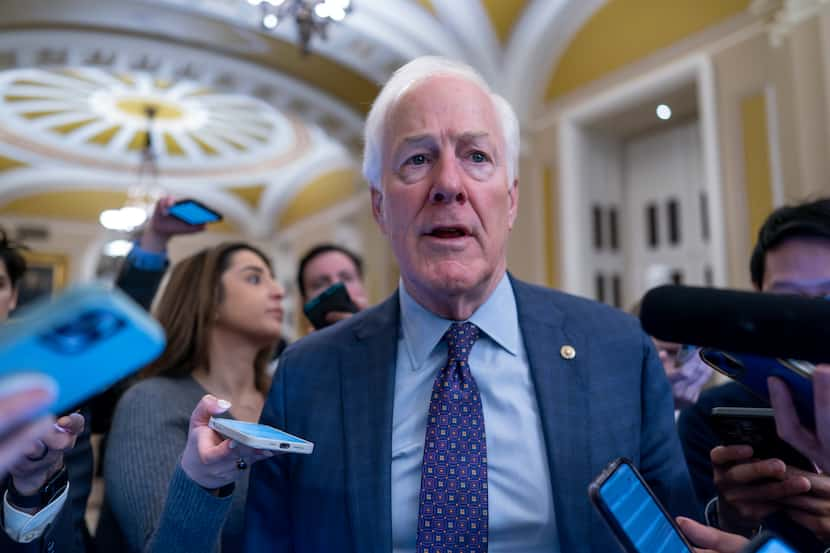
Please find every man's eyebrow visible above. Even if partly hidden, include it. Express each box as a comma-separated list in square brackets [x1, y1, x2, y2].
[240, 266, 266, 273]
[455, 131, 492, 142]
[400, 135, 435, 147]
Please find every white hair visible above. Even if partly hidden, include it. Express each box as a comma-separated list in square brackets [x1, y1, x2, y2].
[362, 56, 520, 190]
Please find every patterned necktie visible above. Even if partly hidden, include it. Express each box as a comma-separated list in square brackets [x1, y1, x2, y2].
[416, 322, 488, 553]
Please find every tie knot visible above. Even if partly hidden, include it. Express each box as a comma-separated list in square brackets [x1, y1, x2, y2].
[444, 321, 480, 362]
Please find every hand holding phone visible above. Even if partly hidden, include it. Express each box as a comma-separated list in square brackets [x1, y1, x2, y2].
[589, 457, 695, 553]
[0, 285, 166, 414]
[710, 407, 815, 472]
[181, 396, 275, 491]
[167, 198, 222, 226]
[303, 282, 358, 330]
[700, 349, 816, 430]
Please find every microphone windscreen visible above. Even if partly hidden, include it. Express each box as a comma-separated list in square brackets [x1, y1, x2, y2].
[639, 285, 830, 363]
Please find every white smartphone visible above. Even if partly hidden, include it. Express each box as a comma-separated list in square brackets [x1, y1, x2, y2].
[208, 417, 314, 454]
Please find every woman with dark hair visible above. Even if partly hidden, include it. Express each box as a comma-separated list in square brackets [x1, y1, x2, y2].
[0, 228, 27, 320]
[99, 242, 285, 553]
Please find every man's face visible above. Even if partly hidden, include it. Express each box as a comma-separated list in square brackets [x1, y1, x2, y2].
[761, 237, 830, 297]
[371, 76, 518, 307]
[301, 250, 369, 310]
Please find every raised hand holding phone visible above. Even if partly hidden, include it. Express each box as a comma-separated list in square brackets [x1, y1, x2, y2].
[180, 395, 274, 491]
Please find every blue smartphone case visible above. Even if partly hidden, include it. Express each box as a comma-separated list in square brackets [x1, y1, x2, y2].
[700, 349, 815, 429]
[168, 200, 222, 225]
[0, 285, 166, 414]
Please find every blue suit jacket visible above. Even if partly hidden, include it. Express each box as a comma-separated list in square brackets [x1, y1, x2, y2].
[245, 277, 700, 552]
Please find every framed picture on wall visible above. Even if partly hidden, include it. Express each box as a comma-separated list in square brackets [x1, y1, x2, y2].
[17, 251, 69, 309]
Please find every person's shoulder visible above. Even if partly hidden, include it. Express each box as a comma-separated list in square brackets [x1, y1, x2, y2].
[118, 376, 200, 410]
[511, 277, 640, 330]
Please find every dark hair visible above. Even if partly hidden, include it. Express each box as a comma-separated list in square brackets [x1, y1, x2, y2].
[0, 228, 27, 288]
[141, 242, 275, 393]
[296, 243, 363, 299]
[750, 197, 830, 288]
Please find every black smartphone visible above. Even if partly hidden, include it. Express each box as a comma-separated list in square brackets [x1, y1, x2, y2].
[588, 457, 695, 553]
[710, 407, 815, 472]
[743, 531, 799, 553]
[700, 348, 815, 430]
[167, 199, 222, 225]
[303, 282, 358, 330]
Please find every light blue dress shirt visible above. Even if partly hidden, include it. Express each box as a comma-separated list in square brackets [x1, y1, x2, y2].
[391, 274, 558, 553]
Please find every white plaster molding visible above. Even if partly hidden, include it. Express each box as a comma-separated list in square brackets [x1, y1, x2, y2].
[503, 0, 607, 124]
[556, 54, 728, 294]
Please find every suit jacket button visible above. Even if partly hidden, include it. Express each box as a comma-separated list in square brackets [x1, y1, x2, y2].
[560, 345, 576, 360]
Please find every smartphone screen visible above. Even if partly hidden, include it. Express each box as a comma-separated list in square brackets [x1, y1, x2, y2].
[756, 539, 796, 553]
[168, 200, 222, 225]
[595, 461, 692, 553]
[215, 419, 308, 444]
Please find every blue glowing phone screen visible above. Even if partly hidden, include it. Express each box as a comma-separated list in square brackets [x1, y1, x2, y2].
[221, 420, 307, 443]
[757, 538, 796, 553]
[169, 202, 220, 224]
[599, 463, 692, 553]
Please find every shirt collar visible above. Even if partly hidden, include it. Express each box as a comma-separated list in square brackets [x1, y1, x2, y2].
[398, 273, 520, 371]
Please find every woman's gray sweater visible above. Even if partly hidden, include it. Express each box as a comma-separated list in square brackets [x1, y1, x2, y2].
[102, 376, 250, 553]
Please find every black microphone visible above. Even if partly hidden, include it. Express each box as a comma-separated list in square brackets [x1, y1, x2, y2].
[640, 285, 830, 364]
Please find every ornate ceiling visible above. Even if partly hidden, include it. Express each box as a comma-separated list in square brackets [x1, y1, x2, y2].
[0, 0, 752, 235]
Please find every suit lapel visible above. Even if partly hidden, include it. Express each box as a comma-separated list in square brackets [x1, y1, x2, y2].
[340, 293, 399, 553]
[512, 278, 593, 552]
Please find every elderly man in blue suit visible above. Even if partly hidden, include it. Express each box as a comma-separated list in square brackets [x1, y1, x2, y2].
[245, 56, 700, 552]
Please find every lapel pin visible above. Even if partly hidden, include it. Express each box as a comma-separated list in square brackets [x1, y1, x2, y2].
[560, 345, 576, 360]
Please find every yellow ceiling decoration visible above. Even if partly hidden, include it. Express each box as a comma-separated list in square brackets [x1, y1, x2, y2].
[279, 169, 361, 230]
[116, 97, 185, 120]
[229, 185, 266, 209]
[88, 125, 121, 145]
[544, 0, 751, 101]
[0, 189, 127, 220]
[52, 118, 100, 135]
[416, 0, 436, 16]
[260, 41, 378, 115]
[481, 0, 529, 45]
[0, 154, 26, 171]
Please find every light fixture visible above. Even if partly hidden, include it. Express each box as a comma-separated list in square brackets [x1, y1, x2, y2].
[249, 0, 353, 56]
[656, 104, 672, 121]
[103, 239, 133, 257]
[100, 106, 161, 232]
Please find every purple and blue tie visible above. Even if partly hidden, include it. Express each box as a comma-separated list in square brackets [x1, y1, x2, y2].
[416, 322, 488, 553]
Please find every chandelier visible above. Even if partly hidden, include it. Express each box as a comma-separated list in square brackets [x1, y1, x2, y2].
[99, 106, 161, 232]
[248, 0, 353, 56]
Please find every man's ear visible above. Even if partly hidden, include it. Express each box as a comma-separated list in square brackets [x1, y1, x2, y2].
[9, 286, 17, 312]
[507, 178, 519, 231]
[371, 188, 388, 234]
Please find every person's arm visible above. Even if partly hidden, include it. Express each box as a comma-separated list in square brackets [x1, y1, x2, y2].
[3, 412, 84, 543]
[115, 196, 205, 310]
[638, 334, 703, 521]
[145, 395, 272, 553]
[244, 361, 294, 553]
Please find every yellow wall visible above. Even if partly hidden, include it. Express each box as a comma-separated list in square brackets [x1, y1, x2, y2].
[545, 0, 751, 101]
[740, 93, 773, 246]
